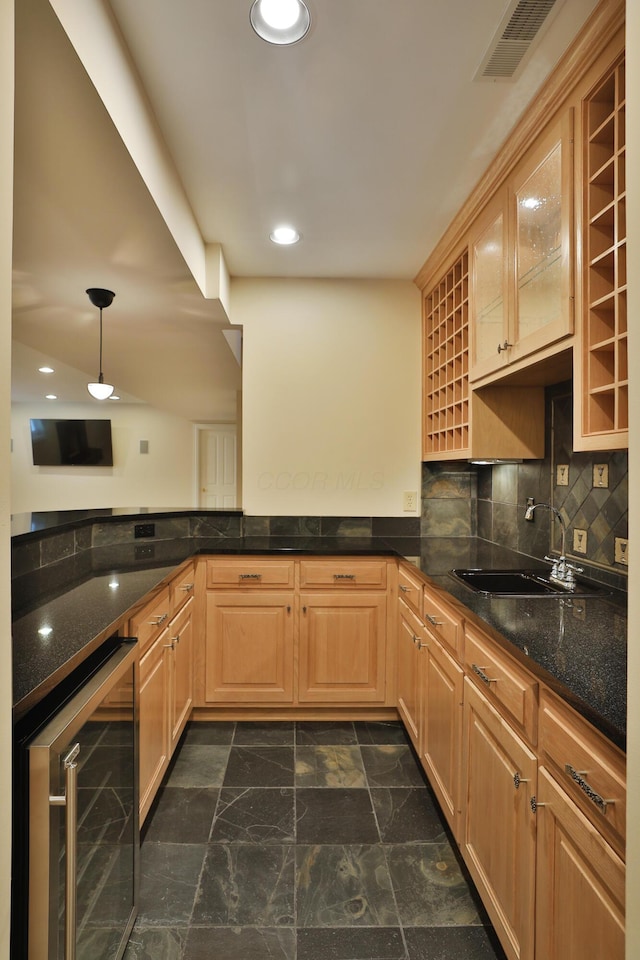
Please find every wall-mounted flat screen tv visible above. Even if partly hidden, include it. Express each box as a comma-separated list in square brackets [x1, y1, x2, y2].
[30, 419, 114, 466]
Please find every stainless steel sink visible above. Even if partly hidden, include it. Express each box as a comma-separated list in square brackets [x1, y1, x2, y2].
[449, 568, 606, 598]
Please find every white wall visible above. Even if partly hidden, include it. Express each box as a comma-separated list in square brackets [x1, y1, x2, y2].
[11, 401, 199, 513]
[232, 278, 421, 517]
[0, 0, 13, 952]
[625, 3, 638, 956]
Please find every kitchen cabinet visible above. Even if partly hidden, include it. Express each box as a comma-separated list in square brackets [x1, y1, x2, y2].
[576, 51, 627, 449]
[131, 563, 196, 822]
[203, 557, 295, 703]
[298, 593, 387, 703]
[202, 557, 392, 707]
[420, 620, 464, 840]
[167, 598, 194, 751]
[205, 591, 295, 703]
[470, 111, 574, 384]
[396, 599, 425, 750]
[298, 558, 389, 704]
[139, 625, 170, 822]
[422, 247, 545, 461]
[396, 578, 464, 837]
[534, 767, 624, 960]
[461, 677, 537, 960]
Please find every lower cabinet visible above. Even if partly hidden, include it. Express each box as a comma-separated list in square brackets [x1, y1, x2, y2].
[139, 631, 170, 822]
[461, 677, 537, 960]
[205, 591, 295, 702]
[202, 557, 392, 706]
[298, 593, 387, 702]
[420, 627, 463, 839]
[168, 598, 194, 751]
[534, 767, 625, 960]
[396, 600, 424, 750]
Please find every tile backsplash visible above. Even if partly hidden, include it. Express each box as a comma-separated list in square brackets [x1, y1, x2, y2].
[422, 384, 628, 591]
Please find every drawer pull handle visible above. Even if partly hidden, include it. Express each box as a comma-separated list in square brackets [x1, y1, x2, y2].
[181, 582, 194, 592]
[399, 585, 410, 593]
[334, 573, 356, 580]
[425, 613, 444, 626]
[149, 613, 168, 625]
[472, 663, 496, 686]
[564, 764, 614, 814]
[239, 573, 262, 580]
[513, 772, 530, 790]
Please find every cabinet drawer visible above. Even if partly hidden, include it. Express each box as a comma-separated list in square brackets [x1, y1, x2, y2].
[171, 562, 195, 615]
[398, 563, 423, 617]
[539, 690, 626, 849]
[206, 558, 295, 589]
[423, 586, 463, 659]
[130, 586, 171, 657]
[299, 559, 388, 589]
[464, 625, 537, 742]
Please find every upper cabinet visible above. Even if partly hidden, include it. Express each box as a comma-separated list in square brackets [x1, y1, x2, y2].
[576, 53, 627, 450]
[470, 112, 574, 383]
[417, 2, 626, 460]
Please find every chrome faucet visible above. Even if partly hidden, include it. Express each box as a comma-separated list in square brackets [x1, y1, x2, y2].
[523, 502, 583, 589]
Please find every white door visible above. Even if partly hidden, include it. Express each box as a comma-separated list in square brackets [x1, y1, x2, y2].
[198, 425, 238, 507]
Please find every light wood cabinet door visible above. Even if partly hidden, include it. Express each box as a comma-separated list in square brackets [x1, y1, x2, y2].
[421, 632, 464, 840]
[298, 593, 387, 703]
[205, 592, 294, 703]
[168, 599, 194, 751]
[534, 767, 624, 960]
[462, 678, 537, 960]
[469, 111, 574, 384]
[396, 601, 425, 751]
[139, 632, 170, 822]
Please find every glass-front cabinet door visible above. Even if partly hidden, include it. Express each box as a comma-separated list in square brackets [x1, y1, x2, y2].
[470, 111, 573, 382]
[471, 195, 508, 380]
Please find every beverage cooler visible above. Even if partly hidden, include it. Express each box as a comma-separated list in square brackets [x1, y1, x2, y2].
[12, 638, 139, 960]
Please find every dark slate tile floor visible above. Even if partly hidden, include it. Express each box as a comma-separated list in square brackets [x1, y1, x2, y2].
[124, 721, 507, 960]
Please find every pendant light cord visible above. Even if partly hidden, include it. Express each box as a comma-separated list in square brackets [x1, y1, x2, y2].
[98, 306, 104, 380]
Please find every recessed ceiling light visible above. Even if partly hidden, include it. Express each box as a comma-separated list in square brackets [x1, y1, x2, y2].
[108, 394, 120, 401]
[270, 225, 301, 245]
[250, 0, 310, 45]
[45, 394, 57, 400]
[38, 366, 54, 374]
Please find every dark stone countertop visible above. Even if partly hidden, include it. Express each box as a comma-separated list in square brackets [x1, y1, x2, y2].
[11, 532, 627, 751]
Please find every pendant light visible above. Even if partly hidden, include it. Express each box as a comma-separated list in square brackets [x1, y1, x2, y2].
[86, 287, 115, 400]
[250, 0, 310, 45]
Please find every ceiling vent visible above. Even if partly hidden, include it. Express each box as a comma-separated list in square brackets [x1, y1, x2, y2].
[475, 0, 563, 81]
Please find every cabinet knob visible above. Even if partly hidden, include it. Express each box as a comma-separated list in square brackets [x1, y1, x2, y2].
[497, 340, 513, 354]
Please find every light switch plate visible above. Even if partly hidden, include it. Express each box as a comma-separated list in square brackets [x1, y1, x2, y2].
[615, 537, 629, 565]
[556, 464, 569, 486]
[573, 529, 587, 554]
[593, 463, 609, 488]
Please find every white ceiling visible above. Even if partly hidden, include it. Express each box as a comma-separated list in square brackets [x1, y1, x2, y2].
[11, 0, 598, 416]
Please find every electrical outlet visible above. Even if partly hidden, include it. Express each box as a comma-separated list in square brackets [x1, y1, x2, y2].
[573, 529, 587, 554]
[556, 464, 569, 486]
[403, 491, 418, 512]
[524, 497, 535, 519]
[134, 522, 156, 539]
[615, 537, 629, 565]
[593, 463, 609, 488]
